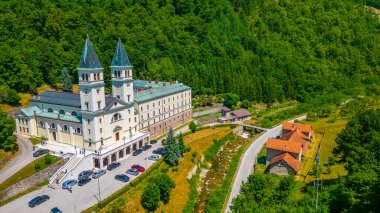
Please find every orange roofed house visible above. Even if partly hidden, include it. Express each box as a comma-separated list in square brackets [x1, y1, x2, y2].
[266, 121, 314, 175]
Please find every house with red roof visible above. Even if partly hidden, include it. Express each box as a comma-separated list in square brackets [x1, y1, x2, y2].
[265, 121, 313, 175]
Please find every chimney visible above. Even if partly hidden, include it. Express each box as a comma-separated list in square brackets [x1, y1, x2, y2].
[155, 80, 158, 84]
[137, 88, 142, 92]
[170, 81, 173, 85]
[149, 86, 152, 90]
[163, 83, 166, 86]
[148, 80, 152, 84]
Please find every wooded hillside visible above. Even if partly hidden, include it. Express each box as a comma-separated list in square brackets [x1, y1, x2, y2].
[0, 0, 379, 103]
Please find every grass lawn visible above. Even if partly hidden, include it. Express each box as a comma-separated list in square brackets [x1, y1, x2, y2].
[29, 137, 43, 145]
[98, 127, 232, 212]
[254, 144, 268, 174]
[299, 117, 348, 182]
[0, 154, 59, 191]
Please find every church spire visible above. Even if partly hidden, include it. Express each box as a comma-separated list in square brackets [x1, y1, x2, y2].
[111, 38, 132, 67]
[78, 35, 102, 69]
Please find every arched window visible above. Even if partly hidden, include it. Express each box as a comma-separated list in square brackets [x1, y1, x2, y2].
[50, 123, 56, 129]
[63, 125, 68, 131]
[71, 111, 77, 116]
[59, 110, 65, 114]
[112, 113, 122, 122]
[82, 74, 85, 81]
[48, 108, 53, 113]
[94, 73, 97, 81]
[85, 74, 89, 81]
[97, 73, 100, 80]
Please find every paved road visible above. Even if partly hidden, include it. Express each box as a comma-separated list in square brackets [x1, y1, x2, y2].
[0, 134, 35, 184]
[225, 115, 307, 212]
[0, 141, 164, 212]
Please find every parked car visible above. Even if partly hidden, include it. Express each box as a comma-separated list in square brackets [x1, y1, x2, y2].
[107, 162, 121, 171]
[78, 178, 91, 186]
[92, 170, 106, 179]
[142, 144, 152, 151]
[78, 170, 93, 180]
[62, 179, 77, 189]
[131, 164, 145, 172]
[33, 149, 48, 157]
[150, 140, 157, 144]
[132, 149, 142, 156]
[126, 168, 139, 176]
[28, 195, 49, 207]
[51, 207, 62, 213]
[153, 147, 166, 155]
[115, 174, 130, 182]
[148, 155, 160, 161]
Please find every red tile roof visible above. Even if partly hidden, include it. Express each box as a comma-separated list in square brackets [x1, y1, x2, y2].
[282, 121, 312, 134]
[269, 153, 301, 172]
[266, 138, 302, 155]
[280, 129, 309, 155]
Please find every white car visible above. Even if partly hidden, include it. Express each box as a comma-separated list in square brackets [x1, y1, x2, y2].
[148, 155, 160, 161]
[92, 170, 106, 179]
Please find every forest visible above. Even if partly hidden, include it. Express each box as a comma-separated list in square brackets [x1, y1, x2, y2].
[0, 0, 379, 105]
[231, 109, 380, 212]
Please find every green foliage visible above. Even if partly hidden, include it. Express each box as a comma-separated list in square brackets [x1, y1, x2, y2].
[44, 153, 52, 165]
[204, 133, 235, 162]
[163, 128, 181, 166]
[0, 86, 20, 106]
[242, 100, 250, 109]
[177, 133, 188, 155]
[328, 156, 336, 166]
[151, 173, 175, 204]
[61, 67, 73, 92]
[141, 182, 160, 211]
[189, 122, 197, 133]
[223, 93, 240, 108]
[0, 111, 17, 152]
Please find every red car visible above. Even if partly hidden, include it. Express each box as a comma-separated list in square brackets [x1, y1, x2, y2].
[131, 164, 145, 172]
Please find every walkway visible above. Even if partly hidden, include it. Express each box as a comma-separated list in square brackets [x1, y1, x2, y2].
[225, 115, 307, 212]
[0, 134, 35, 184]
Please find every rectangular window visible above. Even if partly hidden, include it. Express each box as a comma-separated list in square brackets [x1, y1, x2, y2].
[141, 107, 143, 112]
[128, 95, 130, 102]
[85, 102, 89, 110]
[116, 95, 120, 99]
[88, 129, 91, 134]
[87, 119, 90, 125]
[99, 118, 102, 123]
[98, 101, 101, 110]
[153, 103, 155, 107]
[100, 128, 102, 133]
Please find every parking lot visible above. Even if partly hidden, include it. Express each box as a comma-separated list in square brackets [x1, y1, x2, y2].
[0, 140, 164, 212]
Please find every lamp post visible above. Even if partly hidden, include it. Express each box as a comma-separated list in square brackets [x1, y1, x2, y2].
[97, 176, 101, 202]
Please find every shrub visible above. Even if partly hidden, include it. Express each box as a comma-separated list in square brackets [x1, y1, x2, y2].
[189, 122, 197, 133]
[34, 163, 41, 171]
[328, 156, 336, 166]
[151, 173, 175, 204]
[192, 151, 198, 158]
[141, 182, 160, 211]
[44, 154, 52, 165]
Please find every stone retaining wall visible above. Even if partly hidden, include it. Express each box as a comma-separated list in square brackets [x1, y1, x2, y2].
[0, 158, 68, 202]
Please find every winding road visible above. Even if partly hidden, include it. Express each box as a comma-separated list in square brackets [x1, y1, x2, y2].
[0, 134, 35, 184]
[225, 115, 307, 212]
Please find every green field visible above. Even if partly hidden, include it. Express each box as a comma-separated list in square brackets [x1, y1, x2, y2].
[301, 117, 348, 182]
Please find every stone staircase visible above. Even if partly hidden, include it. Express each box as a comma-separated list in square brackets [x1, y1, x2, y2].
[48, 155, 82, 189]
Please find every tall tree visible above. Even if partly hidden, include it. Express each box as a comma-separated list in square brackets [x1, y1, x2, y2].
[163, 128, 181, 166]
[61, 68, 73, 92]
[0, 111, 17, 152]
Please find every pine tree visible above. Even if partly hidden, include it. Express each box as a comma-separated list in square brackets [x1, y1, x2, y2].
[61, 68, 73, 92]
[163, 128, 181, 166]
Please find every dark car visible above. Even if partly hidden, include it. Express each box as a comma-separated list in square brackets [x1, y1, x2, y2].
[78, 170, 93, 180]
[126, 169, 139, 176]
[153, 147, 166, 155]
[132, 149, 142, 156]
[92, 170, 106, 179]
[28, 195, 49, 207]
[142, 144, 152, 151]
[33, 149, 48, 157]
[51, 207, 62, 213]
[78, 178, 91, 186]
[107, 162, 121, 171]
[131, 164, 145, 172]
[62, 179, 77, 189]
[150, 140, 157, 144]
[115, 174, 130, 182]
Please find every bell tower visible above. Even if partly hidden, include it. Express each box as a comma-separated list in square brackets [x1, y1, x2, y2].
[78, 35, 105, 149]
[110, 38, 134, 103]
